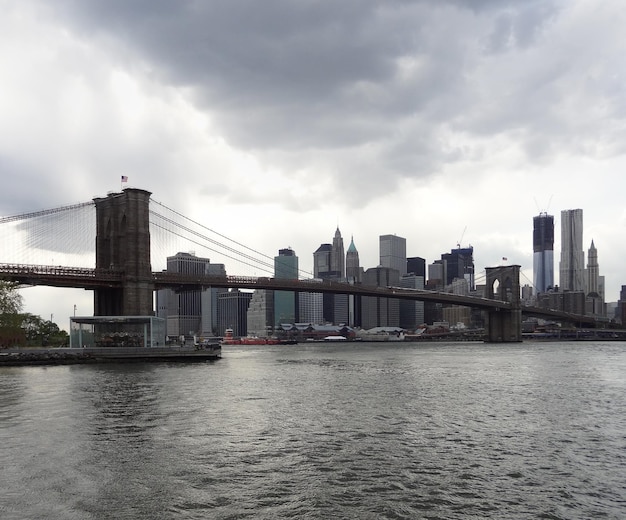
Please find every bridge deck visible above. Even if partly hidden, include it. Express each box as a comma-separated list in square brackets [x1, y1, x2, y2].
[0, 263, 598, 325]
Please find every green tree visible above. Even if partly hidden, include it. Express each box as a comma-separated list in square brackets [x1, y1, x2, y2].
[0, 281, 24, 347]
[21, 313, 69, 347]
[0, 280, 23, 315]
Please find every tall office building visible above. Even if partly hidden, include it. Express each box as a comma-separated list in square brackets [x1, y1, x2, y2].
[314, 228, 347, 324]
[274, 248, 299, 325]
[298, 291, 324, 324]
[585, 240, 605, 316]
[345, 236, 362, 282]
[533, 213, 554, 293]
[380, 234, 407, 276]
[399, 273, 425, 330]
[156, 252, 226, 338]
[586, 240, 599, 296]
[345, 236, 362, 326]
[331, 227, 345, 278]
[618, 285, 626, 325]
[407, 257, 426, 278]
[441, 247, 475, 290]
[313, 243, 332, 278]
[361, 267, 400, 329]
[218, 289, 252, 337]
[559, 209, 584, 291]
[200, 262, 227, 336]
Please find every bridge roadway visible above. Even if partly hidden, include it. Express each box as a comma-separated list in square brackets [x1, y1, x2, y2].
[0, 263, 597, 326]
[1, 263, 507, 309]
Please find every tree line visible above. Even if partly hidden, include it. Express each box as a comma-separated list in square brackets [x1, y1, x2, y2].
[0, 281, 69, 348]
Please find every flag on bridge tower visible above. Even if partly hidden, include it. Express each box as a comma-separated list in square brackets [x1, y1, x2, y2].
[121, 175, 128, 183]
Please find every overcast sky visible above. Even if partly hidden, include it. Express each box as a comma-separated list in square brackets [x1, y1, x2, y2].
[2, 0, 625, 327]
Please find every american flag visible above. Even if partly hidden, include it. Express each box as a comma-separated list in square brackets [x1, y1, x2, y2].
[121, 175, 128, 182]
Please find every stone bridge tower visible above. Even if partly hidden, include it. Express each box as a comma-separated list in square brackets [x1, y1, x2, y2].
[93, 188, 154, 316]
[485, 265, 522, 342]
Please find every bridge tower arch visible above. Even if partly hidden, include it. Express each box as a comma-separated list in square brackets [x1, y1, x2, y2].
[93, 188, 154, 316]
[485, 265, 522, 342]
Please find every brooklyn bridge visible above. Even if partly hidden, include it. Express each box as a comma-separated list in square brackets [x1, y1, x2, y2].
[0, 188, 599, 342]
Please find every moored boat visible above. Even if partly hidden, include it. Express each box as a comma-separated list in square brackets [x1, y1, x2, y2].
[221, 328, 286, 345]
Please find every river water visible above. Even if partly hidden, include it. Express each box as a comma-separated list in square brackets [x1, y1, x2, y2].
[1, 341, 624, 519]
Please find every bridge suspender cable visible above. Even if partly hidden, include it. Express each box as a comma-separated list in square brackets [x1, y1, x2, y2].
[150, 199, 315, 279]
[0, 201, 95, 223]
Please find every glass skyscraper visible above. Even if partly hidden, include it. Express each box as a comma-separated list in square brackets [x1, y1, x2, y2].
[274, 248, 298, 325]
[533, 213, 554, 293]
[379, 234, 407, 276]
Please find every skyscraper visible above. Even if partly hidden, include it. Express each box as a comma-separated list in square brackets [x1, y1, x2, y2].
[585, 240, 605, 316]
[331, 227, 345, 278]
[156, 252, 226, 338]
[345, 236, 361, 282]
[361, 266, 400, 329]
[379, 234, 407, 276]
[274, 248, 299, 325]
[218, 289, 252, 336]
[586, 240, 599, 296]
[345, 236, 362, 326]
[559, 209, 584, 291]
[441, 247, 475, 290]
[533, 212, 554, 293]
[313, 243, 332, 278]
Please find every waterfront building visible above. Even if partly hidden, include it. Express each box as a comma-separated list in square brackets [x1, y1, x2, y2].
[537, 290, 585, 316]
[443, 306, 471, 328]
[246, 289, 274, 337]
[218, 289, 252, 337]
[299, 290, 324, 324]
[361, 266, 400, 329]
[380, 235, 407, 276]
[533, 212, 554, 293]
[274, 248, 299, 326]
[559, 209, 584, 292]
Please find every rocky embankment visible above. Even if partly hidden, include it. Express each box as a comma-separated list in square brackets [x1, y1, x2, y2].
[0, 349, 94, 366]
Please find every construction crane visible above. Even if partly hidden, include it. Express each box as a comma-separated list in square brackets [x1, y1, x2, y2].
[456, 226, 467, 249]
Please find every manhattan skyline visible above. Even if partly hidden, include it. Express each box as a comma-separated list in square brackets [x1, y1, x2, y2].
[1, 1, 625, 325]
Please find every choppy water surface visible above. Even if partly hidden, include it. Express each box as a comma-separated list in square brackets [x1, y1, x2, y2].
[1, 341, 625, 519]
